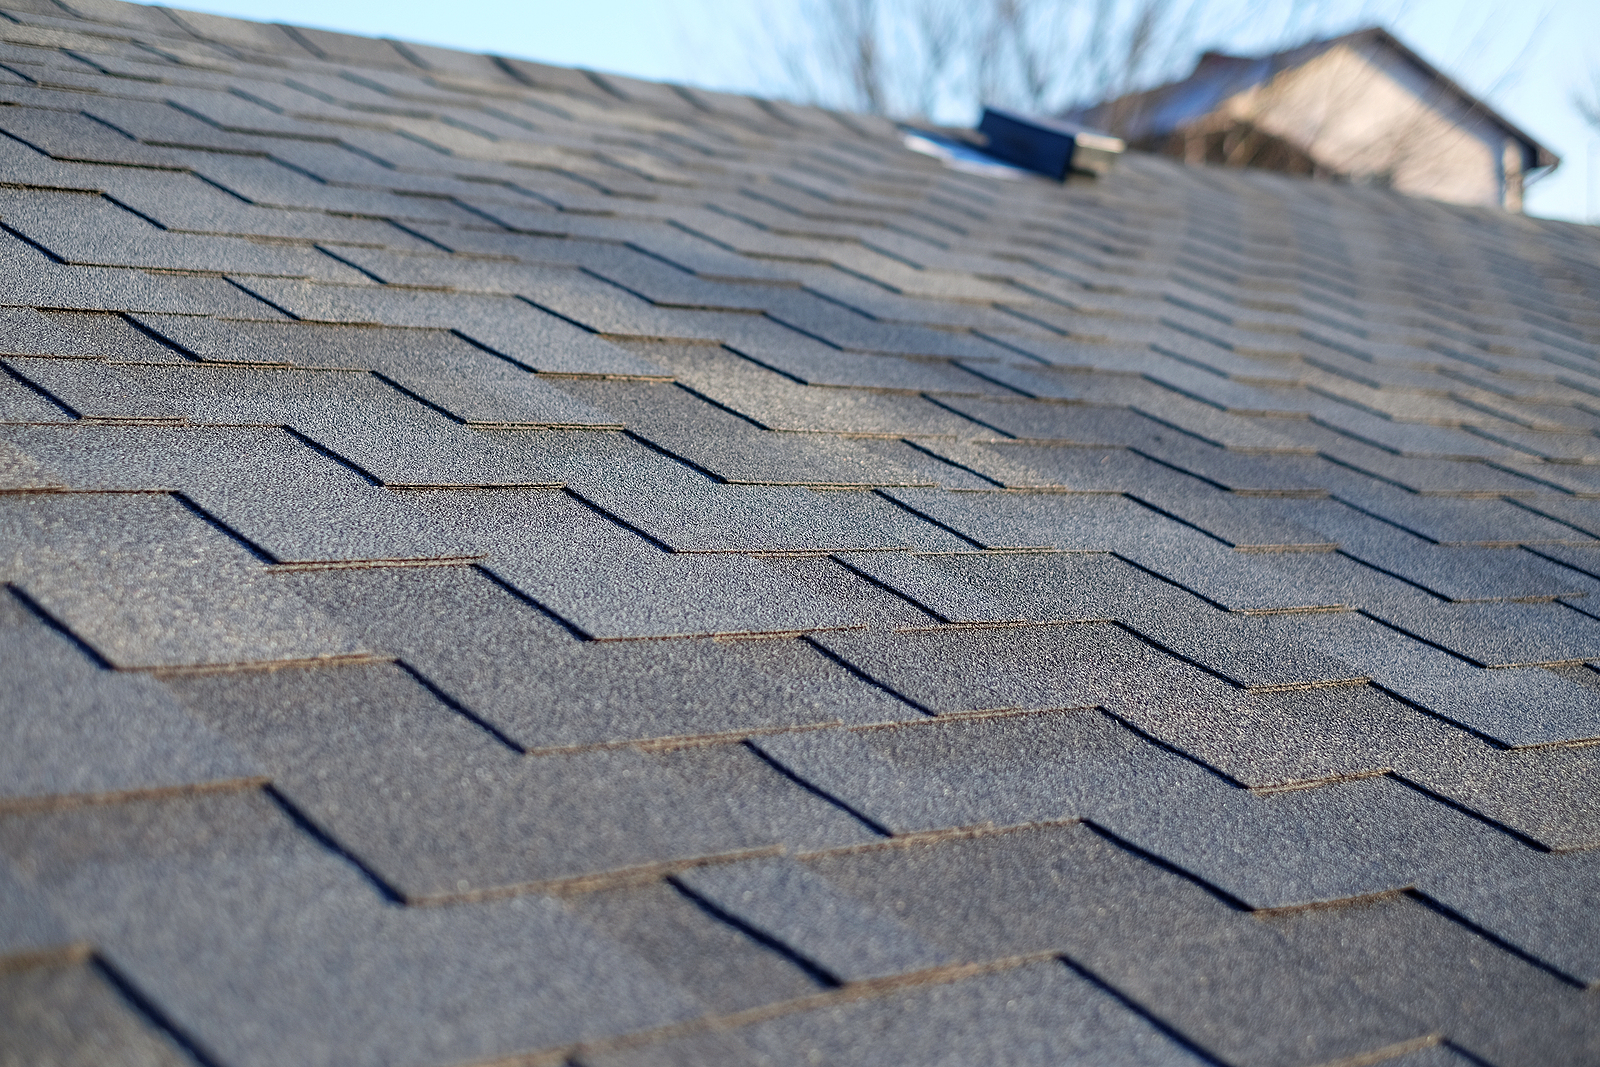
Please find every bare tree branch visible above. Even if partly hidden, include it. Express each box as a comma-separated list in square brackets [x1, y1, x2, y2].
[752, 0, 1369, 124]
[1576, 70, 1600, 133]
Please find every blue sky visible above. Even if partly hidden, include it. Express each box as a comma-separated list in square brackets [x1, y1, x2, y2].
[144, 0, 1600, 223]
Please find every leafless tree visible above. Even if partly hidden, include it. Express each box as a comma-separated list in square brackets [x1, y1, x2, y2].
[759, 0, 1349, 122]
[1577, 70, 1600, 134]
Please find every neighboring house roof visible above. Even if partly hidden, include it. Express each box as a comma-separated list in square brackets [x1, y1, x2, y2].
[1070, 26, 1559, 175]
[3, 2, 1600, 1065]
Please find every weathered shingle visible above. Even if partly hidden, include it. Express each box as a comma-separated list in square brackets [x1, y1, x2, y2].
[2, 2, 1597, 1061]
[164, 663, 881, 900]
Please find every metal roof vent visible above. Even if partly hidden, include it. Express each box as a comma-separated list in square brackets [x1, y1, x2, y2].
[977, 107, 1125, 179]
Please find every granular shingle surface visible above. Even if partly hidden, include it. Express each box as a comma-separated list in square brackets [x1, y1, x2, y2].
[1, 3, 1597, 1062]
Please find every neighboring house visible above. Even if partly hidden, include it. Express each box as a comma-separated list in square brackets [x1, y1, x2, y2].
[1067, 26, 1558, 211]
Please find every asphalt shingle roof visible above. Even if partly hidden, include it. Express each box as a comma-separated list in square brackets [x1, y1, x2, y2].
[1, 2, 1599, 1063]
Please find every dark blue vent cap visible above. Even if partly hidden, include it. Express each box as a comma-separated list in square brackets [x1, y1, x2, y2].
[977, 107, 1125, 180]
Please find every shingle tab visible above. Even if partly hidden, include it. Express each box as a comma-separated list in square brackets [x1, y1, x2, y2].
[809, 621, 1175, 715]
[585, 962, 1212, 1067]
[0, 791, 706, 1066]
[1099, 773, 1526, 909]
[0, 591, 261, 806]
[0, 857, 76, 961]
[796, 826, 1426, 1067]
[1265, 895, 1599, 1067]
[674, 857, 952, 983]
[130, 316, 620, 426]
[565, 878, 827, 1015]
[0, 493, 366, 670]
[753, 709, 1214, 834]
[1106, 682, 1432, 788]
[556, 377, 981, 487]
[839, 551, 1363, 688]
[1367, 598, 1600, 666]
[0, 424, 483, 564]
[164, 663, 880, 900]
[236, 279, 672, 377]
[277, 565, 918, 750]
[0, 959, 195, 1067]
[1396, 731, 1600, 850]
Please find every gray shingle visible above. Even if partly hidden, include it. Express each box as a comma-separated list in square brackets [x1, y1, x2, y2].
[1418, 846, 1600, 988]
[0, 366, 72, 424]
[0, 228, 292, 318]
[102, 362, 570, 488]
[0, 436, 64, 487]
[1331, 482, 1591, 545]
[1371, 1047, 1491, 1067]
[1295, 608, 1600, 745]
[1106, 682, 1431, 788]
[880, 488, 1341, 610]
[1528, 541, 1600, 582]
[2, 358, 185, 424]
[796, 825, 1425, 1067]
[1100, 773, 1525, 909]
[130, 316, 620, 427]
[1510, 463, 1600, 495]
[0, 306, 93, 357]
[0, 959, 194, 1067]
[0, 187, 369, 278]
[0, 857, 75, 961]
[564, 878, 827, 1015]
[716, 316, 1016, 394]
[0, 590, 261, 806]
[1233, 548, 1447, 611]
[460, 261, 751, 338]
[165, 663, 880, 900]
[618, 339, 984, 435]
[1123, 604, 1366, 690]
[585, 481, 972, 550]
[1366, 598, 1600, 667]
[82, 95, 276, 153]
[838, 551, 1363, 688]
[556, 377, 980, 487]
[0, 424, 482, 564]
[1325, 409, 1521, 460]
[375, 486, 887, 637]
[1265, 894, 1599, 1067]
[584, 961, 1211, 1067]
[234, 279, 671, 377]
[92, 168, 430, 250]
[1319, 447, 1552, 495]
[491, 547, 878, 637]
[873, 487, 1162, 551]
[1133, 488, 1339, 550]
[0, 790, 705, 1067]
[127, 313, 303, 366]
[1383, 664, 1600, 746]
[810, 621, 1183, 715]
[753, 709, 1214, 834]
[1396, 731, 1600, 850]
[1134, 435, 1325, 495]
[917, 439, 1149, 490]
[0, 493, 366, 670]
[1288, 497, 1594, 601]
[674, 857, 952, 983]
[758, 289, 1014, 360]
[277, 564, 919, 751]
[930, 396, 1176, 444]
[38, 311, 177, 361]
[0, 107, 183, 167]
